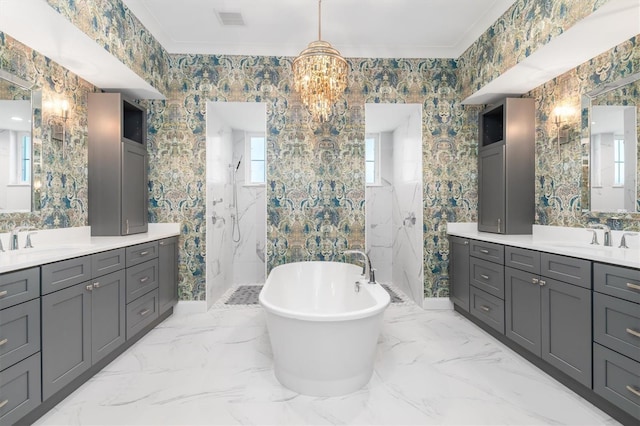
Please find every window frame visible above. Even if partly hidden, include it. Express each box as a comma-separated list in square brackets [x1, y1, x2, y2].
[365, 133, 381, 186]
[244, 131, 266, 186]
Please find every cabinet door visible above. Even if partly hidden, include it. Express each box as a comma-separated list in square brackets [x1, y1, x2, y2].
[121, 142, 148, 235]
[42, 282, 92, 400]
[541, 278, 592, 387]
[478, 143, 505, 233]
[449, 236, 470, 311]
[91, 270, 126, 365]
[158, 237, 179, 314]
[505, 267, 541, 356]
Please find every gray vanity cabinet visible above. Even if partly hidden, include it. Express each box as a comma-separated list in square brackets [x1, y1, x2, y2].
[478, 98, 534, 234]
[158, 236, 179, 314]
[593, 263, 640, 420]
[505, 248, 592, 387]
[449, 236, 470, 311]
[90, 270, 126, 364]
[41, 282, 91, 400]
[42, 256, 127, 400]
[88, 92, 148, 236]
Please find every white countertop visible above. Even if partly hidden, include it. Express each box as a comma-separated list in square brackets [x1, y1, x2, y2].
[0, 223, 180, 274]
[447, 223, 640, 269]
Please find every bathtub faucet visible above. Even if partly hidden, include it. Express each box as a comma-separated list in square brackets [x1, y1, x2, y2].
[344, 250, 376, 284]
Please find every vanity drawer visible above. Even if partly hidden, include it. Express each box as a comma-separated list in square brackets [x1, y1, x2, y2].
[125, 241, 158, 267]
[470, 256, 504, 299]
[469, 285, 505, 334]
[594, 263, 640, 304]
[470, 240, 504, 264]
[594, 343, 640, 421]
[92, 248, 126, 278]
[0, 353, 41, 426]
[594, 293, 640, 363]
[505, 246, 540, 274]
[126, 289, 158, 340]
[0, 299, 40, 372]
[541, 253, 591, 289]
[126, 259, 159, 303]
[41, 256, 92, 295]
[0, 268, 39, 310]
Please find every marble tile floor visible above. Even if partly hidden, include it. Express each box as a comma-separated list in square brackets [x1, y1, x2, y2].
[35, 302, 617, 426]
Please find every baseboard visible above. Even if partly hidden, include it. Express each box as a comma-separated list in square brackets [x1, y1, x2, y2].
[174, 300, 207, 314]
[422, 297, 453, 310]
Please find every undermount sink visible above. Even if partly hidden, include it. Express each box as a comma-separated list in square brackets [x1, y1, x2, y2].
[545, 241, 623, 251]
[3, 244, 92, 257]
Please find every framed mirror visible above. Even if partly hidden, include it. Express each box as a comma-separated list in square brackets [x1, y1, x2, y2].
[0, 68, 41, 213]
[581, 72, 640, 214]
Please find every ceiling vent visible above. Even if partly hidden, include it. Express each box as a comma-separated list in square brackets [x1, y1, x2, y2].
[216, 11, 245, 26]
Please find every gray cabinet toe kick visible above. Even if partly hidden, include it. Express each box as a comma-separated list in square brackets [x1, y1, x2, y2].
[449, 235, 640, 424]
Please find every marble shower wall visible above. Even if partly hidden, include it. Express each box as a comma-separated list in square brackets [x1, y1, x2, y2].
[205, 115, 233, 308]
[391, 108, 425, 305]
[365, 131, 393, 284]
[231, 130, 266, 285]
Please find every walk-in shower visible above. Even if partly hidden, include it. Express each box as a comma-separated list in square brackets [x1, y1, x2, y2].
[365, 103, 424, 306]
[205, 102, 267, 309]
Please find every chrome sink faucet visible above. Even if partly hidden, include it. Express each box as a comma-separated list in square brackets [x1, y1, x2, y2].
[344, 250, 376, 284]
[9, 226, 37, 250]
[588, 223, 612, 247]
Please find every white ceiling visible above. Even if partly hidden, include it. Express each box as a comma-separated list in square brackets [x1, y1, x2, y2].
[122, 0, 517, 58]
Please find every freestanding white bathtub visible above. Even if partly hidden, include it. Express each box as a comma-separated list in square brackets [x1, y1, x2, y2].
[259, 261, 390, 396]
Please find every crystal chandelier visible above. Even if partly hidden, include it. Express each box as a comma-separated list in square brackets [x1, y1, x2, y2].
[292, 0, 348, 122]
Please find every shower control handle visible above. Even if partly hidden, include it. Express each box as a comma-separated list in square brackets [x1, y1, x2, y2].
[212, 198, 223, 206]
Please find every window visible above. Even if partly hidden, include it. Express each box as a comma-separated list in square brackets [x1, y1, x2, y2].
[614, 138, 624, 186]
[365, 134, 380, 185]
[246, 132, 266, 184]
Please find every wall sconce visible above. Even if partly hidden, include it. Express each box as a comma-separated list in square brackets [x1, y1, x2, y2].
[553, 106, 575, 147]
[49, 99, 69, 157]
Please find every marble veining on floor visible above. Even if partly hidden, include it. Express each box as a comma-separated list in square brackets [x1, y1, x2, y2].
[35, 303, 617, 425]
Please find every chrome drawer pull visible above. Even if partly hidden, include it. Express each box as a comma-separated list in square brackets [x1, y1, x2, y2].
[480, 249, 489, 254]
[480, 274, 490, 280]
[480, 305, 491, 312]
[139, 251, 149, 256]
[627, 385, 640, 398]
[0, 399, 8, 409]
[86, 284, 94, 291]
[140, 276, 149, 283]
[159, 241, 165, 246]
[93, 282, 100, 289]
[0, 338, 7, 346]
[627, 282, 640, 291]
[539, 280, 546, 286]
[626, 328, 640, 338]
[0, 290, 7, 298]
[532, 278, 539, 285]
[139, 309, 150, 317]
[463, 241, 469, 245]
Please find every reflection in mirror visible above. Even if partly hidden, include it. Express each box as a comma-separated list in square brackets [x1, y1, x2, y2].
[0, 69, 40, 213]
[582, 72, 640, 214]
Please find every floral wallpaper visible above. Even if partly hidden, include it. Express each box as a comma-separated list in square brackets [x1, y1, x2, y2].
[530, 35, 640, 231]
[0, 32, 96, 231]
[2, 0, 638, 302]
[45, 0, 170, 95]
[146, 56, 475, 300]
[458, 0, 607, 100]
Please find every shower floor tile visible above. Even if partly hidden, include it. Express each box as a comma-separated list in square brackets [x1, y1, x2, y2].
[222, 282, 408, 306]
[34, 303, 617, 426]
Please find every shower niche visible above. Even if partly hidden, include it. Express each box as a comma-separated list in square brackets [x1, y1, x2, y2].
[205, 102, 267, 308]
